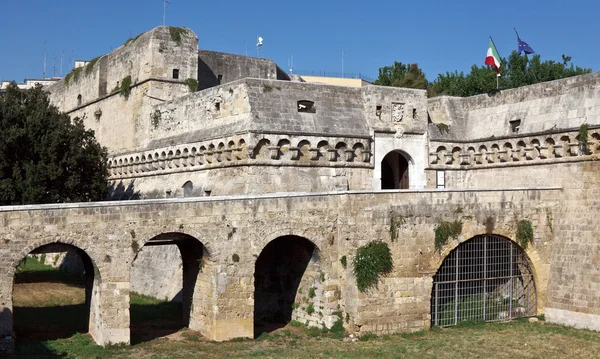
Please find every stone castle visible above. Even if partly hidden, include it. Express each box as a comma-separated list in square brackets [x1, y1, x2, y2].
[0, 25, 599, 352]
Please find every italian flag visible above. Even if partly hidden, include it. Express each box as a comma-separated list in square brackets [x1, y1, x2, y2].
[485, 40, 501, 73]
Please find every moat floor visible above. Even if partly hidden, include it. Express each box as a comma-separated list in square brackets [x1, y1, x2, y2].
[9, 259, 600, 358]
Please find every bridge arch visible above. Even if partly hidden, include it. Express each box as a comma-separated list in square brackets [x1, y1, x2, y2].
[430, 234, 538, 327]
[253, 234, 324, 337]
[9, 241, 100, 344]
[129, 230, 213, 343]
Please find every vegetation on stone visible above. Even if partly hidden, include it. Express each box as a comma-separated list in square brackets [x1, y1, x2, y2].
[434, 220, 463, 252]
[169, 27, 188, 44]
[185, 78, 198, 92]
[578, 123, 589, 154]
[516, 219, 534, 249]
[0, 84, 108, 205]
[352, 240, 393, 292]
[119, 75, 132, 99]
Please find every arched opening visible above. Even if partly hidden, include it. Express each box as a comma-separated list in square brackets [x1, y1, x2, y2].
[381, 150, 410, 189]
[254, 235, 318, 337]
[182, 181, 193, 197]
[431, 235, 537, 327]
[130, 233, 206, 344]
[12, 243, 96, 342]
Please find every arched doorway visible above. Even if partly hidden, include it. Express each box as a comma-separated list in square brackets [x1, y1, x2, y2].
[130, 233, 207, 344]
[254, 235, 319, 337]
[381, 151, 410, 189]
[12, 243, 97, 342]
[431, 235, 537, 327]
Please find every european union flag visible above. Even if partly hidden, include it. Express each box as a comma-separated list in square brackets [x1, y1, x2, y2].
[515, 28, 535, 55]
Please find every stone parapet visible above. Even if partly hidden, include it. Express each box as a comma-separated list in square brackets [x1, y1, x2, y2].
[429, 126, 600, 169]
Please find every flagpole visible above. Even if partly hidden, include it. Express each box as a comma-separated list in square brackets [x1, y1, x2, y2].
[514, 28, 520, 39]
[490, 36, 501, 89]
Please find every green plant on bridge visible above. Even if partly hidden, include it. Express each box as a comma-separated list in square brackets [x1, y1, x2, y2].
[353, 240, 393, 292]
[516, 220, 534, 249]
[434, 220, 463, 252]
[578, 123, 589, 154]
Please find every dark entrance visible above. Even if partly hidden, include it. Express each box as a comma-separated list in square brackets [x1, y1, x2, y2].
[130, 233, 205, 344]
[12, 243, 96, 342]
[254, 236, 316, 336]
[381, 151, 410, 189]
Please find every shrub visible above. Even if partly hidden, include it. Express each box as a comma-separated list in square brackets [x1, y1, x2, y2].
[353, 240, 393, 292]
[516, 220, 534, 249]
[119, 75, 132, 99]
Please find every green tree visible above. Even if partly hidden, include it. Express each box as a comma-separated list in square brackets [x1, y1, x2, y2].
[374, 62, 428, 89]
[428, 52, 591, 97]
[0, 83, 109, 205]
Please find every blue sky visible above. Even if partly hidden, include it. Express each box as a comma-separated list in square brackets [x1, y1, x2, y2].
[1, 0, 597, 82]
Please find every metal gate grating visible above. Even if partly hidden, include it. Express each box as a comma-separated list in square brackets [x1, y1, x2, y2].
[431, 235, 537, 327]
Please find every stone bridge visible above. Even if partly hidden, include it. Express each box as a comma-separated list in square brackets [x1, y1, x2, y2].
[0, 186, 591, 353]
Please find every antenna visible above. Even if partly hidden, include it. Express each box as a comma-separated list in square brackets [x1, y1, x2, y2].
[288, 54, 294, 74]
[342, 48, 344, 78]
[60, 50, 64, 77]
[52, 52, 56, 77]
[163, 0, 171, 26]
[43, 41, 47, 79]
[256, 36, 263, 57]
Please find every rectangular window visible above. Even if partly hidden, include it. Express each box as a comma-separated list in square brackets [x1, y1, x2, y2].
[172, 69, 180, 79]
[436, 170, 445, 189]
[217, 74, 223, 85]
[510, 119, 521, 133]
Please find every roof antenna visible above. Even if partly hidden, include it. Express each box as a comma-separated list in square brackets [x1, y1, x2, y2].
[43, 41, 47, 79]
[163, 0, 171, 26]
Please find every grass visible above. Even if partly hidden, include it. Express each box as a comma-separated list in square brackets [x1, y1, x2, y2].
[10, 258, 600, 358]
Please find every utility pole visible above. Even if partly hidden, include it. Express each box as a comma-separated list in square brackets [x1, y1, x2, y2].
[60, 50, 64, 77]
[342, 48, 344, 78]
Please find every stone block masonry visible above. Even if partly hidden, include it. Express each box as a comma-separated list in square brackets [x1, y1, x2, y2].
[2, 183, 593, 354]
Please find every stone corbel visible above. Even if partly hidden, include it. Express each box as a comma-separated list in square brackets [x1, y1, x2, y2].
[361, 150, 371, 163]
[246, 145, 256, 159]
[232, 147, 243, 160]
[223, 148, 233, 161]
[524, 147, 536, 160]
[344, 149, 355, 162]
[309, 148, 320, 160]
[568, 143, 579, 156]
[429, 152, 439, 165]
[197, 152, 205, 165]
[213, 150, 223, 162]
[497, 150, 508, 162]
[444, 153, 454, 165]
[474, 153, 483, 165]
[538, 146, 550, 159]
[459, 153, 471, 166]
[327, 149, 338, 162]
[510, 149, 521, 161]
[268, 146, 280, 160]
[553, 144, 564, 158]
[205, 150, 214, 163]
[288, 147, 301, 160]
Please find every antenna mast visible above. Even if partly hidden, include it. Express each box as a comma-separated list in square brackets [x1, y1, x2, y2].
[52, 52, 56, 77]
[43, 41, 47, 79]
[163, 0, 171, 26]
[342, 48, 344, 78]
[60, 50, 64, 77]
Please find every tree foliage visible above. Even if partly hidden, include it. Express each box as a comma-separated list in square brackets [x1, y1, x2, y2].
[428, 52, 591, 97]
[374, 53, 591, 97]
[0, 84, 109, 205]
[373, 62, 428, 89]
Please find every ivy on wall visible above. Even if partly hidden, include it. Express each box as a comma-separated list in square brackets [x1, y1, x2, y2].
[352, 241, 393, 292]
[119, 75, 132, 99]
[434, 220, 462, 252]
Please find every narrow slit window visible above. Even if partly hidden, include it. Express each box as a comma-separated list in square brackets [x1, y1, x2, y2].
[77, 94, 82, 106]
[172, 69, 180, 79]
[510, 119, 521, 133]
[376, 105, 382, 116]
[217, 74, 223, 85]
[297, 100, 316, 113]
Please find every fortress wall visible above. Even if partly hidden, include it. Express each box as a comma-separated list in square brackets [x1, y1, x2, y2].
[197, 50, 280, 90]
[245, 79, 369, 136]
[361, 85, 428, 133]
[428, 72, 600, 140]
[148, 81, 252, 147]
[112, 164, 373, 198]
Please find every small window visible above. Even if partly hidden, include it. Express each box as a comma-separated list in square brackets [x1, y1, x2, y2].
[297, 100, 316, 113]
[77, 94, 82, 106]
[413, 108, 417, 119]
[182, 181, 193, 197]
[217, 74, 223, 85]
[376, 105, 382, 117]
[510, 119, 521, 134]
[172, 69, 179, 79]
[215, 102, 221, 111]
[204, 190, 212, 197]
